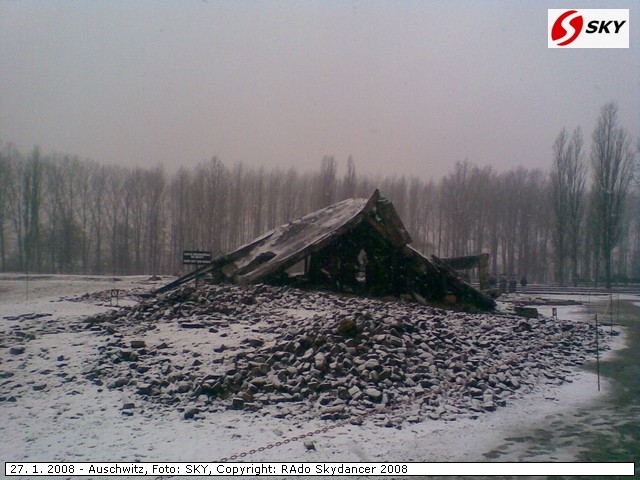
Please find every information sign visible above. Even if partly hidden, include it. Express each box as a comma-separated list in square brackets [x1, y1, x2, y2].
[182, 250, 212, 265]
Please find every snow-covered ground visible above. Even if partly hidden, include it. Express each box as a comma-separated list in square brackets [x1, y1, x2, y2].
[0, 275, 631, 479]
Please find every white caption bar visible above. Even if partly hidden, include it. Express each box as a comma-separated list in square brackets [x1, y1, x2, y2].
[5, 462, 636, 476]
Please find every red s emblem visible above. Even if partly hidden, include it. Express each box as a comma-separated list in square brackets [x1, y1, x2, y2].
[551, 10, 584, 46]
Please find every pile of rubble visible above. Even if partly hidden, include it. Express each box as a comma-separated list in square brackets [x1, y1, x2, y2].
[84, 284, 604, 425]
[57, 287, 149, 305]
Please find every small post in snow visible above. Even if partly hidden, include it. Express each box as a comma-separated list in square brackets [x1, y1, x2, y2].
[610, 294, 614, 335]
[595, 313, 600, 392]
[110, 288, 120, 307]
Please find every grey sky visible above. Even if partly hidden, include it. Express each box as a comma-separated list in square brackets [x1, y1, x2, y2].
[1, 1, 638, 180]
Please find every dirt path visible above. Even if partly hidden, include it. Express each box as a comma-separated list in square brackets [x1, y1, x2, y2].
[576, 299, 640, 474]
[476, 298, 639, 478]
[407, 296, 638, 480]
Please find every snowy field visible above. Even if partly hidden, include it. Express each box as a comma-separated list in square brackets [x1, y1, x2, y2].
[0, 275, 630, 479]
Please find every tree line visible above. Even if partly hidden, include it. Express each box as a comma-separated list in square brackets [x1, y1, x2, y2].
[0, 102, 637, 287]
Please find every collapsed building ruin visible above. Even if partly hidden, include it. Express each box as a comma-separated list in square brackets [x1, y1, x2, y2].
[439, 253, 490, 291]
[157, 190, 494, 310]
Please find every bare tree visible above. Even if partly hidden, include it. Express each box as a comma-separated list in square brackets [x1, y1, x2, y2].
[23, 147, 44, 271]
[44, 155, 86, 273]
[635, 136, 640, 190]
[630, 187, 640, 281]
[627, 137, 640, 281]
[278, 167, 298, 225]
[498, 170, 521, 277]
[265, 169, 282, 231]
[590, 103, 634, 289]
[484, 172, 502, 276]
[104, 167, 125, 275]
[405, 178, 427, 252]
[551, 127, 586, 285]
[315, 156, 337, 209]
[551, 129, 570, 284]
[513, 169, 547, 283]
[144, 165, 166, 274]
[341, 155, 357, 200]
[566, 128, 586, 286]
[75, 159, 93, 274]
[168, 167, 189, 273]
[6, 147, 26, 269]
[469, 166, 492, 256]
[203, 157, 227, 255]
[0, 146, 11, 269]
[440, 160, 474, 257]
[251, 167, 265, 239]
[127, 168, 145, 273]
[88, 165, 107, 273]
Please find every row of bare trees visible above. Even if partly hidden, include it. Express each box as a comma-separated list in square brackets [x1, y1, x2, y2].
[0, 103, 637, 285]
[550, 103, 636, 288]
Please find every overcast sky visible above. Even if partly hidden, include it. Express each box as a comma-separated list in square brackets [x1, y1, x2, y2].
[1, 1, 638, 180]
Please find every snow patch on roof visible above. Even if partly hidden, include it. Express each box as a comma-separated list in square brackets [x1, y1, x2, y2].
[231, 197, 369, 273]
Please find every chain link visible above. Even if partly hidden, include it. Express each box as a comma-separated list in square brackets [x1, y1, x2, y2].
[152, 359, 534, 480]
[216, 387, 434, 464]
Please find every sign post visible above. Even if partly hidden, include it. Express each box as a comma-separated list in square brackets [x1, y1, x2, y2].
[110, 289, 120, 307]
[595, 314, 600, 392]
[182, 250, 212, 287]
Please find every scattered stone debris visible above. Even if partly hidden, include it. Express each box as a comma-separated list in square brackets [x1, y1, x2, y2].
[513, 306, 539, 319]
[81, 283, 607, 427]
[183, 407, 200, 420]
[509, 297, 583, 307]
[4, 313, 52, 321]
[56, 288, 149, 305]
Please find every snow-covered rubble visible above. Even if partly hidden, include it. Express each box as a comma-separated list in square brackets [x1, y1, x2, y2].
[79, 283, 605, 427]
[2, 276, 627, 471]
